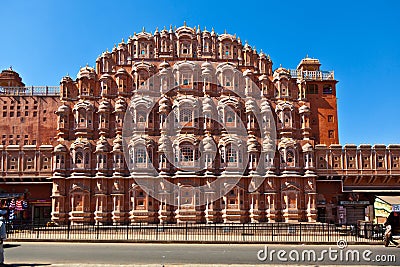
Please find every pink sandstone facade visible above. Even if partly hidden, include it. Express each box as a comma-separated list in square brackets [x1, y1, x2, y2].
[0, 25, 399, 225]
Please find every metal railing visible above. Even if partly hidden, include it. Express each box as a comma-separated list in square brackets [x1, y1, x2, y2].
[0, 86, 59, 96]
[6, 222, 385, 244]
[289, 70, 335, 80]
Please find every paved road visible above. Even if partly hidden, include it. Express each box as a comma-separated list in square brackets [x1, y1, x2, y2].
[2, 242, 400, 266]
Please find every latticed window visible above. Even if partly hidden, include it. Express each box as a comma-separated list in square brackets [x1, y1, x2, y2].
[225, 76, 232, 87]
[227, 147, 237, 163]
[286, 150, 295, 167]
[180, 108, 192, 123]
[180, 146, 194, 162]
[181, 73, 192, 86]
[226, 111, 235, 123]
[181, 43, 190, 55]
[137, 112, 147, 123]
[135, 148, 147, 163]
[76, 152, 83, 164]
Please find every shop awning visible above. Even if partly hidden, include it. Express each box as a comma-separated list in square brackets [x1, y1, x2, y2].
[376, 196, 400, 205]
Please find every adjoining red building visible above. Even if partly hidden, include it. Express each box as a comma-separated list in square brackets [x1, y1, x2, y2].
[0, 25, 399, 225]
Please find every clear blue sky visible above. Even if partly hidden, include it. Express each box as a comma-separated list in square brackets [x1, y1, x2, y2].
[1, 0, 399, 145]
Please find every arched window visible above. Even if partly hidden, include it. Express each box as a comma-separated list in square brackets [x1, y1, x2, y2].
[180, 72, 192, 86]
[180, 108, 192, 124]
[227, 147, 237, 163]
[203, 40, 210, 53]
[135, 148, 147, 164]
[76, 152, 83, 164]
[161, 39, 167, 52]
[226, 111, 235, 123]
[181, 42, 191, 56]
[136, 111, 147, 125]
[286, 150, 295, 167]
[180, 145, 194, 162]
[78, 109, 86, 127]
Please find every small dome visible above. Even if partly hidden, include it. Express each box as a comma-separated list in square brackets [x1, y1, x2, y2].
[70, 137, 91, 150]
[116, 68, 128, 76]
[77, 65, 96, 80]
[258, 74, 268, 81]
[101, 50, 111, 57]
[261, 100, 271, 113]
[202, 135, 216, 152]
[159, 60, 170, 70]
[96, 136, 110, 152]
[158, 95, 171, 113]
[113, 135, 123, 152]
[263, 137, 274, 152]
[114, 98, 126, 112]
[243, 69, 253, 77]
[302, 143, 313, 152]
[201, 61, 212, 69]
[299, 105, 310, 114]
[202, 95, 214, 113]
[98, 100, 111, 112]
[57, 103, 70, 113]
[54, 143, 67, 153]
[158, 133, 172, 152]
[99, 73, 112, 80]
[201, 61, 213, 76]
[247, 135, 259, 152]
[245, 99, 258, 113]
[60, 75, 73, 83]
[243, 42, 252, 51]
[273, 66, 290, 79]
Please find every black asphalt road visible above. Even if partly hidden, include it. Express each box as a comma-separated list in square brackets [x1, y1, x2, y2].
[3, 242, 400, 266]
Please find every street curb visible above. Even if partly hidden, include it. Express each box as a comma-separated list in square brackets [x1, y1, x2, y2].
[7, 239, 385, 245]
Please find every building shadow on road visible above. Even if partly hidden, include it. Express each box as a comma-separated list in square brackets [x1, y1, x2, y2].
[4, 244, 20, 249]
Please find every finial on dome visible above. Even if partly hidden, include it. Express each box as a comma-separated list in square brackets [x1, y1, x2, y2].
[204, 26, 207, 31]
[224, 29, 227, 34]
[184, 21, 187, 27]
[163, 25, 166, 30]
[280, 64, 282, 68]
[121, 38, 124, 43]
[9, 65, 12, 71]
[142, 26, 145, 32]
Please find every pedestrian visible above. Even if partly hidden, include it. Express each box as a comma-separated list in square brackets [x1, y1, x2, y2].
[384, 208, 400, 247]
[0, 210, 7, 265]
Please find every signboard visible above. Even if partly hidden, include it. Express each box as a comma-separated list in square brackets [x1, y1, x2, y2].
[339, 201, 370, 205]
[393, 204, 400, 212]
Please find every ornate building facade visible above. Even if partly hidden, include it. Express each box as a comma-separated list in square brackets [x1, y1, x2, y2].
[1, 25, 399, 225]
